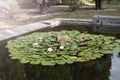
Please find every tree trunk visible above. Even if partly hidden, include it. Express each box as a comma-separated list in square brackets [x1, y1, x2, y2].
[39, 0, 49, 14]
[95, 0, 102, 10]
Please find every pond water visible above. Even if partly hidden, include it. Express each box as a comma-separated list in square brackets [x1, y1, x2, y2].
[0, 25, 120, 80]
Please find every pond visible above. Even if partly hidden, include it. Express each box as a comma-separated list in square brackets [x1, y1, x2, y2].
[0, 25, 120, 80]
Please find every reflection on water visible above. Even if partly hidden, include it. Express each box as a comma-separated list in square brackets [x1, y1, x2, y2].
[110, 53, 120, 80]
[1, 40, 120, 80]
[0, 41, 25, 80]
[0, 25, 120, 80]
[24, 55, 111, 80]
[117, 53, 120, 58]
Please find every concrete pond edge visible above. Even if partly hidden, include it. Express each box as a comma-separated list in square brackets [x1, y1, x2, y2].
[0, 15, 120, 42]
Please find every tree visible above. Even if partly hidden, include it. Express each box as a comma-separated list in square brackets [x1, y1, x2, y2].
[37, 0, 50, 14]
[95, 0, 102, 10]
[68, 0, 82, 11]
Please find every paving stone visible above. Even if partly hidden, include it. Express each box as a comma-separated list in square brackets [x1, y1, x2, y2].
[11, 22, 50, 34]
[0, 30, 18, 36]
[0, 22, 50, 41]
[61, 19, 93, 26]
[0, 34, 6, 41]
[0, 34, 5, 37]
[41, 18, 62, 27]
[1, 17, 120, 42]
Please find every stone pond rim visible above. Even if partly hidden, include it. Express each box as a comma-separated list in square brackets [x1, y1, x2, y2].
[0, 15, 120, 42]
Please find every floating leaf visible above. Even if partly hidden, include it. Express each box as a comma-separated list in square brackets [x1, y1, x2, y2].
[66, 59, 73, 64]
[41, 60, 55, 66]
[56, 60, 66, 65]
[6, 30, 120, 66]
[30, 59, 41, 65]
[20, 58, 29, 64]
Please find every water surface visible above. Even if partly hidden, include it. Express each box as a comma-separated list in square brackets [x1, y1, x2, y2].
[0, 40, 120, 80]
[0, 25, 120, 80]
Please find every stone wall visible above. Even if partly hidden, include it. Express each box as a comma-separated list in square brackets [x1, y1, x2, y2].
[93, 15, 120, 34]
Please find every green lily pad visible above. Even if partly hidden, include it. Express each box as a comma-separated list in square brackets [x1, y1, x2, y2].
[41, 60, 55, 66]
[6, 30, 120, 66]
[20, 58, 29, 64]
[56, 60, 66, 65]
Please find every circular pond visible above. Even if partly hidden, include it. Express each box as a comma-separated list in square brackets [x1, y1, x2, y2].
[0, 25, 120, 80]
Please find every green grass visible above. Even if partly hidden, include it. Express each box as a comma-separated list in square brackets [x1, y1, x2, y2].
[54, 0, 120, 19]
[54, 6, 120, 19]
[103, 0, 120, 5]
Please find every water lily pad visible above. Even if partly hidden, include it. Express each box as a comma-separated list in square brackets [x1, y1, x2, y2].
[56, 60, 66, 65]
[41, 60, 55, 66]
[20, 58, 29, 64]
[6, 30, 120, 66]
[30, 59, 41, 65]
[66, 59, 73, 64]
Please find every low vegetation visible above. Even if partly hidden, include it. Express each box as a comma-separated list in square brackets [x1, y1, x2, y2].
[7, 30, 120, 66]
[55, 6, 120, 19]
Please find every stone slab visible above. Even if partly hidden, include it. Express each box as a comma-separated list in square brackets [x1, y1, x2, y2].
[98, 24, 120, 34]
[93, 15, 120, 24]
[0, 30, 19, 36]
[0, 30, 19, 41]
[61, 19, 93, 25]
[1, 17, 120, 42]
[0, 34, 6, 40]
[11, 22, 50, 34]
[41, 18, 62, 27]
[0, 22, 50, 41]
[93, 15, 120, 33]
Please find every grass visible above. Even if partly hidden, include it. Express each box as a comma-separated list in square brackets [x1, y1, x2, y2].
[54, 6, 120, 19]
[103, 0, 120, 5]
[0, 1, 120, 31]
[53, 0, 120, 19]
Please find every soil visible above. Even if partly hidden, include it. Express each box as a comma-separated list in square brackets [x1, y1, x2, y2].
[0, 5, 68, 31]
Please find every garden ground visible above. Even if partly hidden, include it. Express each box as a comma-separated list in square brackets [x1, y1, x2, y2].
[0, 4, 120, 31]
